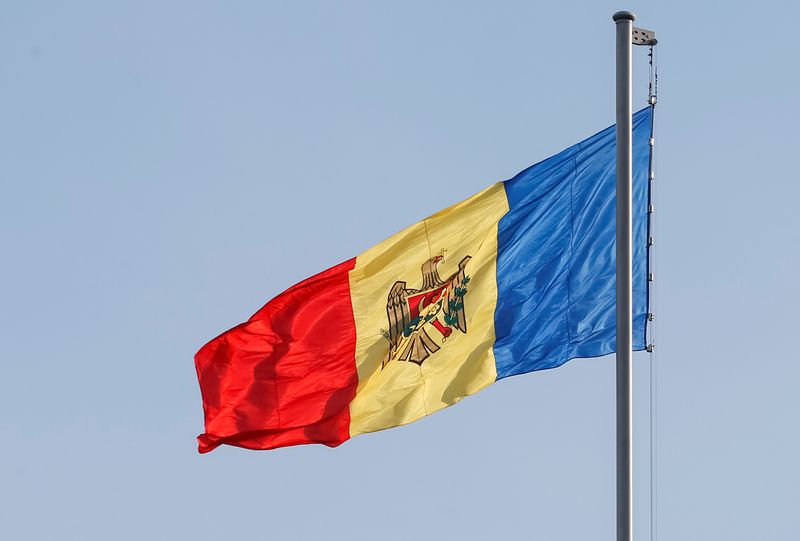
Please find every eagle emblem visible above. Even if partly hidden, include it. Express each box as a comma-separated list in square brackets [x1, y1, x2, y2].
[382, 253, 471, 368]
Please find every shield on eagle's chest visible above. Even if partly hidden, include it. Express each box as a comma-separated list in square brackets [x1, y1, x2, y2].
[405, 286, 447, 320]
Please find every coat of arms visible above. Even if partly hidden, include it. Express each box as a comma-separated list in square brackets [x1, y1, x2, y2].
[382, 253, 471, 368]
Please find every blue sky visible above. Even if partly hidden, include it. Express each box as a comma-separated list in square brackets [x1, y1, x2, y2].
[2, 1, 798, 540]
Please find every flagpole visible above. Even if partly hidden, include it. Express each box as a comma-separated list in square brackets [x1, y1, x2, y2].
[613, 10, 634, 541]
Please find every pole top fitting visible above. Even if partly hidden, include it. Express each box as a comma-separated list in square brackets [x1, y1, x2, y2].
[612, 11, 636, 22]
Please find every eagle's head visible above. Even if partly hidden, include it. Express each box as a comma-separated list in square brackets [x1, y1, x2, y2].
[421, 254, 443, 271]
[420, 255, 445, 289]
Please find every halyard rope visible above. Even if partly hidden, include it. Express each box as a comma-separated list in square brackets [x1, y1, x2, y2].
[647, 41, 659, 541]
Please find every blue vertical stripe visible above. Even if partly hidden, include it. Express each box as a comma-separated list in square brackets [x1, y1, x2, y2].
[493, 108, 652, 380]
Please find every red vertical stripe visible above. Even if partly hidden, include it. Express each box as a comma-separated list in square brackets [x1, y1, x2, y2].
[195, 258, 358, 453]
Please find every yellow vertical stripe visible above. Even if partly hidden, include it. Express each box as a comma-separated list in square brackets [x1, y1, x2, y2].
[348, 182, 509, 436]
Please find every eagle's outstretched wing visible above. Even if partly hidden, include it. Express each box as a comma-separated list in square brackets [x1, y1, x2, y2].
[443, 255, 471, 334]
[386, 281, 411, 349]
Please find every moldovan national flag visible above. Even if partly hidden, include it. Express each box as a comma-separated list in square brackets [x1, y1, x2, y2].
[195, 108, 653, 453]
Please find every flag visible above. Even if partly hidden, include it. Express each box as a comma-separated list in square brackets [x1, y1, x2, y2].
[195, 107, 652, 453]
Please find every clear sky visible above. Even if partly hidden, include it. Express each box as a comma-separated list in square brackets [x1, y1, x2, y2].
[2, 1, 798, 540]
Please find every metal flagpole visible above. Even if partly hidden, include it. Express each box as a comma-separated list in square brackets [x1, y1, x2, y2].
[613, 12, 657, 540]
[613, 10, 635, 541]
